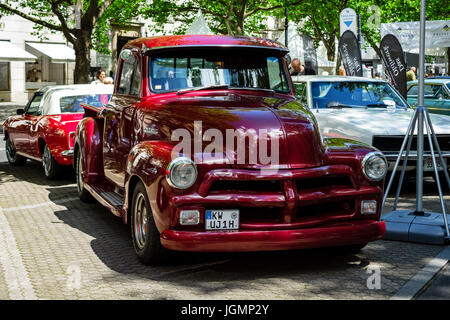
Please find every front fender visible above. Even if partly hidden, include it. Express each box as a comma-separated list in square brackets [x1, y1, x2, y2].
[75, 117, 104, 184]
[124, 141, 174, 230]
[324, 137, 384, 189]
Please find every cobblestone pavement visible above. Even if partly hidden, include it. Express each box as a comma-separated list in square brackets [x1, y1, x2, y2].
[0, 159, 448, 300]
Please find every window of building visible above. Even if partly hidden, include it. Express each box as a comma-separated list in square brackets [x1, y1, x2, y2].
[0, 62, 9, 91]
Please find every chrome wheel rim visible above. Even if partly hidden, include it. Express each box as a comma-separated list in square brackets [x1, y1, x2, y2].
[133, 193, 148, 250]
[5, 139, 16, 162]
[42, 146, 51, 175]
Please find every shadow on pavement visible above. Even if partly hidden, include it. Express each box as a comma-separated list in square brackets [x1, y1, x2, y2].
[0, 160, 75, 186]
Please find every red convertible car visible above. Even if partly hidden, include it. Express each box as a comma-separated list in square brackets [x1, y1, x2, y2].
[3, 84, 113, 179]
[75, 35, 387, 265]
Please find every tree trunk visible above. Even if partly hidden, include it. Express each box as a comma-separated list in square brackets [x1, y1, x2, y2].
[73, 32, 92, 84]
[335, 52, 341, 75]
[325, 39, 336, 62]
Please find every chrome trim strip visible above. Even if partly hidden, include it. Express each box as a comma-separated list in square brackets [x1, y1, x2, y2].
[61, 150, 74, 156]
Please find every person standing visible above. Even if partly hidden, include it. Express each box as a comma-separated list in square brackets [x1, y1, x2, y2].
[290, 58, 303, 75]
[290, 58, 316, 76]
[406, 66, 416, 81]
[92, 69, 106, 84]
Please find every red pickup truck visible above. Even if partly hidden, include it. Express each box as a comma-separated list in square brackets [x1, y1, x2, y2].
[75, 35, 387, 265]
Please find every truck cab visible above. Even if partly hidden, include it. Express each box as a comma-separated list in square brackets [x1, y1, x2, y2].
[75, 35, 387, 265]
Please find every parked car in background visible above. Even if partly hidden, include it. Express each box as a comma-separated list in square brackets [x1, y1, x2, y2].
[75, 35, 387, 265]
[292, 75, 450, 177]
[407, 78, 450, 116]
[3, 84, 113, 179]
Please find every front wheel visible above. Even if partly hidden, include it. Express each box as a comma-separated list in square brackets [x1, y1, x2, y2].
[131, 181, 170, 265]
[42, 144, 61, 180]
[5, 136, 26, 166]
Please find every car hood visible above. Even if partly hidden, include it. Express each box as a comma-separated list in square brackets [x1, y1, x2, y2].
[313, 108, 450, 145]
[141, 93, 325, 169]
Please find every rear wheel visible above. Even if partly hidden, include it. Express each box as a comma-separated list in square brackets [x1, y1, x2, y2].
[75, 149, 93, 202]
[5, 136, 26, 166]
[131, 181, 170, 265]
[42, 144, 61, 180]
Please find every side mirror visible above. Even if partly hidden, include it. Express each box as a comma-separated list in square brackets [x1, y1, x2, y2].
[120, 49, 132, 61]
[16, 109, 24, 115]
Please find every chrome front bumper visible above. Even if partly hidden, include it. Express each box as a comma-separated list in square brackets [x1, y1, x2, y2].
[383, 151, 450, 172]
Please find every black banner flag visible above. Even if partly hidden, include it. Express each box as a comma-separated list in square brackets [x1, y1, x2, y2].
[302, 34, 318, 75]
[338, 30, 362, 77]
[380, 34, 407, 99]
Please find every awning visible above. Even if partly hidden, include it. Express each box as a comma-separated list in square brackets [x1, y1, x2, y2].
[0, 41, 37, 62]
[26, 42, 75, 63]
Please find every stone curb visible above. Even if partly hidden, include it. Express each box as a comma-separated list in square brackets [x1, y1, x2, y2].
[391, 246, 450, 300]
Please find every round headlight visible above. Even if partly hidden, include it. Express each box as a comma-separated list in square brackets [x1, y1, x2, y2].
[362, 152, 387, 181]
[166, 157, 197, 189]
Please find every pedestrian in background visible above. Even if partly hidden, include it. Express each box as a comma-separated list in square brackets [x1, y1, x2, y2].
[290, 58, 316, 75]
[104, 77, 114, 85]
[406, 66, 416, 81]
[92, 69, 106, 84]
[290, 58, 303, 75]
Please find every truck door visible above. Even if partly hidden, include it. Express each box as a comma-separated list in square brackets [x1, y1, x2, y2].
[103, 49, 141, 187]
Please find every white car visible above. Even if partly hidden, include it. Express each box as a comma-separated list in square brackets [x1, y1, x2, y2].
[292, 75, 450, 174]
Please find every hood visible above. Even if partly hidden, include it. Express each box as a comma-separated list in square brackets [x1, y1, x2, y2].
[314, 108, 450, 145]
[141, 92, 324, 169]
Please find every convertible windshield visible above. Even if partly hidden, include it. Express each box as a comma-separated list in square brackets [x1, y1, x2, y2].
[310, 81, 409, 109]
[59, 94, 111, 113]
[149, 48, 290, 94]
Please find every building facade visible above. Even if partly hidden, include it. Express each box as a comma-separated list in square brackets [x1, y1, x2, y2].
[0, 14, 77, 103]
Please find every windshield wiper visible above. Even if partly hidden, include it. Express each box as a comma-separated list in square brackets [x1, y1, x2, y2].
[229, 87, 275, 94]
[366, 103, 406, 109]
[326, 102, 364, 109]
[365, 103, 389, 108]
[177, 85, 229, 95]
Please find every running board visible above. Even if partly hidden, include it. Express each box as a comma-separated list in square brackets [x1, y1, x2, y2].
[84, 183, 125, 217]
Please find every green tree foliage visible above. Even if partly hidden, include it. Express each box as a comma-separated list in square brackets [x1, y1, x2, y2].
[280, 0, 449, 71]
[142, 0, 304, 36]
[0, 0, 143, 83]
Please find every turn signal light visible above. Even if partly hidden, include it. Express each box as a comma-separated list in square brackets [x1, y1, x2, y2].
[361, 200, 377, 215]
[180, 210, 200, 225]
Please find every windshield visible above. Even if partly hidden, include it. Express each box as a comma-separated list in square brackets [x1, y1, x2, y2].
[149, 48, 290, 94]
[26, 92, 44, 115]
[59, 94, 111, 113]
[311, 81, 409, 109]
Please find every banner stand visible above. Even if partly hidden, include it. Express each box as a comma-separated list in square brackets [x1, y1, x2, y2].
[381, 0, 450, 245]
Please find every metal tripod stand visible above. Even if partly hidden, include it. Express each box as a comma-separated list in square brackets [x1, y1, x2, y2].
[381, 105, 450, 241]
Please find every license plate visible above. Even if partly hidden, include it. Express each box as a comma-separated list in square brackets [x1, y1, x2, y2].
[205, 209, 239, 230]
[424, 157, 446, 171]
